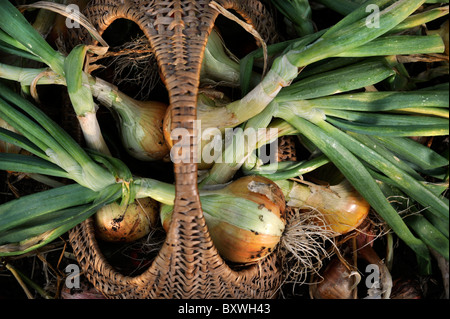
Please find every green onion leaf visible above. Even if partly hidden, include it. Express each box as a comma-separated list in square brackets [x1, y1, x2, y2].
[277, 108, 432, 274]
[0, 0, 65, 74]
[0, 153, 70, 178]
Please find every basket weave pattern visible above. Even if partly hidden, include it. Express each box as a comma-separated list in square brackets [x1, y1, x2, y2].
[69, 0, 283, 299]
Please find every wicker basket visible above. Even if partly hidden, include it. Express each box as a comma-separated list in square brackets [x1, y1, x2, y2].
[68, 0, 287, 299]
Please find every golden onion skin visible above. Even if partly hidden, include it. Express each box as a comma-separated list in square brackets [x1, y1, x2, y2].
[95, 197, 159, 242]
[284, 180, 370, 235]
[122, 101, 169, 161]
[305, 182, 370, 235]
[207, 220, 281, 263]
[224, 175, 286, 222]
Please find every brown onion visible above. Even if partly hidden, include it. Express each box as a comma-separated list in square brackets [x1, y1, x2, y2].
[94, 197, 159, 242]
[279, 179, 370, 235]
[310, 256, 360, 299]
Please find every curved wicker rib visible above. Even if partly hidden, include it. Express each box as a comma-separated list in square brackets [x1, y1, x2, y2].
[69, 0, 281, 299]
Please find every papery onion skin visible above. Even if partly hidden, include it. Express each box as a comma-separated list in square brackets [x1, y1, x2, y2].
[121, 101, 169, 161]
[283, 180, 370, 235]
[306, 182, 370, 235]
[207, 218, 281, 263]
[95, 197, 159, 242]
[225, 175, 286, 221]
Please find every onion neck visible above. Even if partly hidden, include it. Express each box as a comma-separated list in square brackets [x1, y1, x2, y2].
[133, 178, 175, 206]
[89, 76, 141, 123]
[275, 180, 311, 207]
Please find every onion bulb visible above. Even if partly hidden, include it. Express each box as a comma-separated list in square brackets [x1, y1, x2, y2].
[160, 175, 286, 263]
[277, 179, 370, 235]
[310, 256, 360, 299]
[117, 99, 169, 161]
[91, 77, 169, 161]
[94, 197, 159, 242]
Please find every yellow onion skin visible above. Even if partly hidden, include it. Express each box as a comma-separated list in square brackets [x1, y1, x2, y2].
[224, 175, 286, 221]
[207, 220, 282, 264]
[95, 197, 159, 243]
[308, 182, 370, 235]
[161, 175, 286, 263]
[286, 180, 370, 235]
[121, 101, 169, 161]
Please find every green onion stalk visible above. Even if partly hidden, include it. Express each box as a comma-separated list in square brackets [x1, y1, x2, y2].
[270, 0, 315, 36]
[0, 0, 171, 244]
[376, 179, 449, 261]
[314, 0, 367, 16]
[173, 1, 445, 169]
[202, 56, 448, 186]
[270, 103, 448, 273]
[0, 83, 116, 192]
[200, 28, 261, 88]
[0, 0, 112, 156]
[198, 118, 298, 185]
[265, 74, 449, 270]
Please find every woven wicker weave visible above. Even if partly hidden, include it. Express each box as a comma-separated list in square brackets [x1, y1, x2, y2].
[68, 0, 285, 299]
[278, 136, 298, 163]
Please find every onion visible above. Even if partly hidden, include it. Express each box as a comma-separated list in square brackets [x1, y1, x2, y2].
[390, 278, 422, 299]
[94, 197, 159, 242]
[310, 255, 360, 299]
[160, 175, 286, 263]
[91, 77, 170, 161]
[277, 179, 370, 235]
[116, 99, 169, 162]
